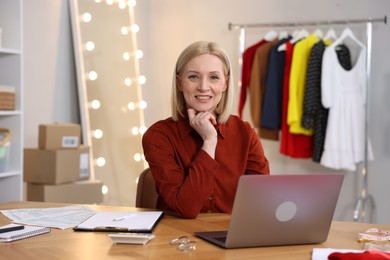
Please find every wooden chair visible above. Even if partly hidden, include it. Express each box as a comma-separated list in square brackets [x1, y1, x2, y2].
[135, 168, 158, 209]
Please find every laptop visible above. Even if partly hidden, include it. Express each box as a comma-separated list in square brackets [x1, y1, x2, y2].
[195, 173, 344, 249]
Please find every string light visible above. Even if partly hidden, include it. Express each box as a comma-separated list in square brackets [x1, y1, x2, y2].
[88, 71, 98, 81]
[81, 0, 145, 203]
[135, 50, 143, 59]
[138, 75, 146, 85]
[139, 126, 147, 134]
[131, 127, 139, 135]
[96, 157, 106, 167]
[82, 13, 92, 23]
[130, 126, 147, 136]
[90, 99, 101, 110]
[134, 153, 142, 162]
[124, 77, 132, 86]
[102, 185, 109, 195]
[118, 0, 127, 9]
[127, 100, 147, 111]
[128, 0, 136, 8]
[93, 129, 103, 139]
[131, 24, 140, 33]
[139, 100, 147, 109]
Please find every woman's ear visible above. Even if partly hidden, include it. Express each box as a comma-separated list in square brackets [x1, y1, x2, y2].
[223, 77, 229, 91]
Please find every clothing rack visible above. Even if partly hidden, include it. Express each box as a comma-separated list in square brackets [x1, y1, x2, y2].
[228, 16, 387, 223]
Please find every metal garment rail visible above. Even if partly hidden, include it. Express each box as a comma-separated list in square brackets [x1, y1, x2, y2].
[228, 16, 387, 222]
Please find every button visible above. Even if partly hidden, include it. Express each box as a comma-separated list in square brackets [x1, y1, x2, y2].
[208, 196, 213, 201]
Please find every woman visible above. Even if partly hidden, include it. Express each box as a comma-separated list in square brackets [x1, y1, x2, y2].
[142, 41, 269, 219]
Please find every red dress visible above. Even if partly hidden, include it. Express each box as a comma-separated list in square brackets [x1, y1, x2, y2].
[280, 41, 313, 158]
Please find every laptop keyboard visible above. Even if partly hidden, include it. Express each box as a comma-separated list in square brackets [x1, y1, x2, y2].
[212, 236, 227, 243]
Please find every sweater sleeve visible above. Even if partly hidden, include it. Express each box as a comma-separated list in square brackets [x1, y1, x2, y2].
[142, 123, 219, 219]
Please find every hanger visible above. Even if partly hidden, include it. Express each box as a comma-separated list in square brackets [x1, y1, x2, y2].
[313, 28, 323, 38]
[290, 28, 309, 44]
[278, 28, 309, 51]
[337, 27, 365, 48]
[278, 30, 289, 40]
[324, 28, 337, 41]
[264, 30, 278, 41]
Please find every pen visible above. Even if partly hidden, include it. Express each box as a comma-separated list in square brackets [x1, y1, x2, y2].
[0, 225, 24, 234]
[113, 214, 135, 221]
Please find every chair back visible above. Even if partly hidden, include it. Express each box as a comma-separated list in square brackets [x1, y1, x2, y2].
[136, 168, 158, 209]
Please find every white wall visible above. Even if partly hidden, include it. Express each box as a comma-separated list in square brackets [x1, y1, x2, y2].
[23, 0, 390, 224]
[23, 0, 79, 148]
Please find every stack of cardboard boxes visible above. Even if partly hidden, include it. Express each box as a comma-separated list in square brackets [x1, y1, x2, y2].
[24, 124, 103, 204]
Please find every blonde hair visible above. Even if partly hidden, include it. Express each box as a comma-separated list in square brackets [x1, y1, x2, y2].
[171, 41, 234, 124]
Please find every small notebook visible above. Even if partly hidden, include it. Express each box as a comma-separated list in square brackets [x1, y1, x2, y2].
[0, 224, 51, 242]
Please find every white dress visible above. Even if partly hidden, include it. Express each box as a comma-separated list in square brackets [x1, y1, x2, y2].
[320, 40, 373, 171]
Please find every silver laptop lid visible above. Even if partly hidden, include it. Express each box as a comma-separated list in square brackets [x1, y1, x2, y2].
[225, 174, 344, 248]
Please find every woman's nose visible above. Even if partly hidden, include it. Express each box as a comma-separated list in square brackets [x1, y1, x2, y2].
[197, 78, 209, 91]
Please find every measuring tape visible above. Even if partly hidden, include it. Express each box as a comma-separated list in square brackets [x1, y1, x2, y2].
[358, 228, 390, 241]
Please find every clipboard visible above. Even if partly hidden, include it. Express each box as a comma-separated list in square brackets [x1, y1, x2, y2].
[73, 211, 164, 233]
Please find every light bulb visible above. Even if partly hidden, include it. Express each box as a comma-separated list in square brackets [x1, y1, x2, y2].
[118, 0, 127, 9]
[82, 13, 92, 23]
[139, 126, 147, 134]
[91, 99, 101, 109]
[121, 26, 129, 35]
[138, 75, 146, 85]
[131, 24, 140, 33]
[135, 50, 143, 59]
[128, 0, 136, 8]
[106, 0, 114, 5]
[96, 157, 106, 167]
[134, 153, 141, 162]
[93, 129, 103, 139]
[128, 102, 135, 110]
[124, 78, 132, 86]
[123, 52, 130, 61]
[88, 71, 98, 81]
[139, 100, 147, 109]
[85, 41, 95, 51]
[131, 127, 139, 135]
[102, 185, 109, 195]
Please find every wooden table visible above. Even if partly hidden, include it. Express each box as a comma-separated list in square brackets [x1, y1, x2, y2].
[0, 201, 388, 260]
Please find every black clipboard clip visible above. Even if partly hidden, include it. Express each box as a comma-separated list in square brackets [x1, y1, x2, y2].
[94, 226, 129, 232]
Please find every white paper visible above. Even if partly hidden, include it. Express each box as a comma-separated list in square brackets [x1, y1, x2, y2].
[75, 211, 163, 232]
[0, 206, 96, 230]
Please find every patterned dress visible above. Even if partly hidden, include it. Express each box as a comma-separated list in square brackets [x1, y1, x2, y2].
[302, 42, 351, 162]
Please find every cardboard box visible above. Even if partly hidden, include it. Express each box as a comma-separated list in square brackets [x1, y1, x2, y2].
[24, 146, 90, 184]
[39, 124, 81, 149]
[27, 180, 103, 204]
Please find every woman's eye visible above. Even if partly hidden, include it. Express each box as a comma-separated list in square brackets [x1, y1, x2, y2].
[188, 75, 198, 80]
[210, 75, 219, 80]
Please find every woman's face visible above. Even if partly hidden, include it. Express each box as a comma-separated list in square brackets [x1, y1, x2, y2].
[177, 53, 227, 115]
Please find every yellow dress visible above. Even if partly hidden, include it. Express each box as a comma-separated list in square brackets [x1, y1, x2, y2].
[287, 33, 320, 135]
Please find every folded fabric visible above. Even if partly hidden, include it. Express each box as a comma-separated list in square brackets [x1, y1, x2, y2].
[328, 250, 390, 259]
[312, 248, 363, 260]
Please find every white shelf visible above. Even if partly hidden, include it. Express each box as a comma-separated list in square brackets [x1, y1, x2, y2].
[0, 0, 23, 203]
[0, 48, 21, 55]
